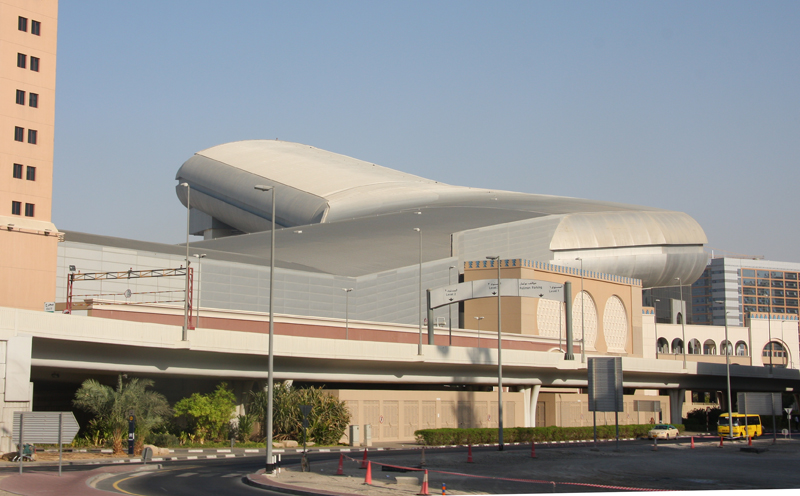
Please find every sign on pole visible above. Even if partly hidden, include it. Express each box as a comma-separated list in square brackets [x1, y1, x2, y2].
[12, 412, 79, 444]
[736, 392, 781, 415]
[588, 357, 623, 412]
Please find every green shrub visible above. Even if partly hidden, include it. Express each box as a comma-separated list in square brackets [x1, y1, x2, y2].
[145, 431, 180, 447]
[414, 424, 664, 445]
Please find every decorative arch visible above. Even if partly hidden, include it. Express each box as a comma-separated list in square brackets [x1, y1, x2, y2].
[603, 296, 628, 352]
[703, 339, 717, 355]
[687, 338, 702, 355]
[735, 341, 748, 356]
[657, 338, 669, 354]
[671, 338, 684, 354]
[572, 291, 598, 350]
[762, 340, 789, 368]
[720, 340, 733, 355]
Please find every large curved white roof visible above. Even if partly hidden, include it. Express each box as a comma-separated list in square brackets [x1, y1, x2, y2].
[176, 140, 708, 287]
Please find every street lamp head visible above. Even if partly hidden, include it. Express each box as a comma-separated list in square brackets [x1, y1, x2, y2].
[486, 255, 499, 261]
[413, 228, 420, 232]
[342, 288, 353, 293]
[474, 316, 484, 320]
[254, 184, 274, 192]
[193, 253, 207, 259]
[179, 182, 189, 187]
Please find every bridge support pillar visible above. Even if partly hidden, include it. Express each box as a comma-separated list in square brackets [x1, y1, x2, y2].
[521, 384, 541, 427]
[668, 389, 685, 424]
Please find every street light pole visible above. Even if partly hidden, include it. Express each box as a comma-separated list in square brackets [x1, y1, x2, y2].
[486, 255, 503, 451]
[193, 253, 206, 328]
[449, 265, 456, 346]
[575, 257, 585, 363]
[675, 277, 687, 368]
[413, 227, 422, 355]
[654, 298, 661, 358]
[255, 184, 277, 473]
[715, 300, 734, 439]
[474, 316, 484, 347]
[180, 182, 191, 342]
[343, 288, 353, 339]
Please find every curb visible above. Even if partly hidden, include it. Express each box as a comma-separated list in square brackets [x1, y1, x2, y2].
[244, 471, 359, 496]
[86, 464, 162, 488]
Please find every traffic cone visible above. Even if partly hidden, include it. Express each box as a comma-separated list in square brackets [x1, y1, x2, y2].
[748, 436, 752, 446]
[718, 437, 724, 448]
[531, 441, 537, 458]
[360, 448, 368, 469]
[467, 444, 473, 463]
[690, 437, 695, 449]
[417, 469, 429, 495]
[442, 482, 447, 495]
[336, 453, 344, 475]
[363, 461, 372, 485]
[420, 446, 427, 466]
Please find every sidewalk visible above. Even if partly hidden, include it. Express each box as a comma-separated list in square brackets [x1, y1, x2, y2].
[0, 464, 160, 496]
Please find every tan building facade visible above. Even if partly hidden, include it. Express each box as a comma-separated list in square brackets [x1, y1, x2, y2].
[0, 0, 59, 311]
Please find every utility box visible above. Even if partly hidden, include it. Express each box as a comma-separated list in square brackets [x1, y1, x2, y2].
[363, 424, 372, 447]
[349, 425, 360, 447]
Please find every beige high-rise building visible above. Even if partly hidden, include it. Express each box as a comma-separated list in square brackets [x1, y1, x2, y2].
[0, 0, 59, 310]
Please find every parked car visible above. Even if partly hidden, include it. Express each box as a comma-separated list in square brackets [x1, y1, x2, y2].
[648, 424, 679, 439]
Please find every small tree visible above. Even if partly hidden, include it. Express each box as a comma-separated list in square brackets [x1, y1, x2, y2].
[73, 376, 170, 455]
[249, 384, 350, 445]
[174, 383, 237, 444]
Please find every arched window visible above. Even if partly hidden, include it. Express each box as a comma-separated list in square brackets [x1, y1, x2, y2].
[687, 338, 702, 355]
[703, 339, 717, 355]
[720, 340, 733, 356]
[735, 341, 748, 356]
[676, 313, 683, 324]
[657, 338, 669, 355]
[762, 341, 789, 368]
[671, 338, 684, 354]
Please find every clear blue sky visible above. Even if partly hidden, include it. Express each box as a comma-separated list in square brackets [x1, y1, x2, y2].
[52, 1, 800, 262]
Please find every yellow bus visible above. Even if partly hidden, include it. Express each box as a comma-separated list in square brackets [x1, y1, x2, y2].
[717, 413, 762, 438]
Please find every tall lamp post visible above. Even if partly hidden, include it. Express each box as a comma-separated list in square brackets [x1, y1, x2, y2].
[413, 227, 422, 355]
[654, 298, 661, 358]
[179, 182, 191, 342]
[675, 277, 687, 368]
[193, 253, 206, 328]
[486, 255, 503, 451]
[575, 258, 585, 363]
[474, 316, 484, 347]
[715, 301, 734, 440]
[254, 184, 277, 473]
[449, 265, 456, 346]
[343, 288, 353, 339]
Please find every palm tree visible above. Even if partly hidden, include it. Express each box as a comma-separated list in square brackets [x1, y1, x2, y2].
[73, 375, 170, 454]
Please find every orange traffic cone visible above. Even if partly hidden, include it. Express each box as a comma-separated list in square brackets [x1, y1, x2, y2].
[417, 469, 430, 495]
[748, 436, 752, 446]
[718, 437, 724, 448]
[690, 437, 695, 449]
[363, 461, 372, 485]
[360, 448, 368, 469]
[336, 453, 344, 475]
[531, 441, 537, 458]
[467, 444, 473, 463]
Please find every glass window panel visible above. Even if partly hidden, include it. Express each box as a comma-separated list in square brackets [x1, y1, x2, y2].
[18, 16, 27, 31]
[31, 20, 40, 36]
[757, 270, 770, 278]
[11, 201, 21, 215]
[771, 272, 784, 279]
[757, 279, 770, 287]
[772, 290, 784, 297]
[742, 269, 755, 277]
[787, 299, 798, 307]
[786, 291, 798, 298]
[15, 90, 25, 105]
[786, 281, 798, 289]
[28, 93, 37, 108]
[30, 56, 39, 72]
[773, 298, 785, 306]
[758, 297, 770, 305]
[773, 307, 785, 313]
[758, 306, 770, 312]
[743, 297, 756, 304]
[12, 163, 23, 179]
[17, 53, 26, 68]
[772, 280, 784, 288]
[25, 166, 35, 181]
[788, 308, 799, 315]
[742, 279, 756, 286]
[786, 273, 798, 280]
[743, 306, 757, 313]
